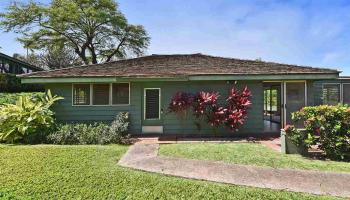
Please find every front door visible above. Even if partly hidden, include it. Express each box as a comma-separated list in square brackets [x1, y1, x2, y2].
[284, 82, 306, 128]
[142, 88, 163, 133]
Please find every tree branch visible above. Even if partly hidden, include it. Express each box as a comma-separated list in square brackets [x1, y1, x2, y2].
[105, 36, 126, 62]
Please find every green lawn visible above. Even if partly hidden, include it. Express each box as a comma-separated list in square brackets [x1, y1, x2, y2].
[159, 143, 350, 173]
[0, 145, 340, 199]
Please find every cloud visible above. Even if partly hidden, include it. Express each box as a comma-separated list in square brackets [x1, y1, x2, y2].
[135, 0, 350, 74]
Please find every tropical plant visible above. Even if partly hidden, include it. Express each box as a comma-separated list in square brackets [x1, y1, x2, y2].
[168, 92, 193, 114]
[168, 85, 252, 132]
[225, 86, 252, 130]
[0, 90, 63, 143]
[0, 92, 44, 105]
[288, 104, 350, 160]
[192, 91, 220, 119]
[0, 0, 150, 64]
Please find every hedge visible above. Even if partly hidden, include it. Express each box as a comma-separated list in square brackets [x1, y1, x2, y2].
[0, 74, 43, 92]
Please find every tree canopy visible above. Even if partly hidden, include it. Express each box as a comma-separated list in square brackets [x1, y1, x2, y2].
[14, 45, 82, 70]
[0, 0, 150, 64]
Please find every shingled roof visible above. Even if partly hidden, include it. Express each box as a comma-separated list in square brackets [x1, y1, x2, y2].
[20, 54, 340, 78]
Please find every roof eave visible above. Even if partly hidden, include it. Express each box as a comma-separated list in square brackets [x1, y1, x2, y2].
[21, 73, 339, 84]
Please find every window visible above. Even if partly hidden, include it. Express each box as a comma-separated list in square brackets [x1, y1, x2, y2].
[112, 83, 129, 104]
[92, 84, 110, 105]
[322, 84, 340, 105]
[264, 88, 278, 112]
[343, 84, 350, 105]
[73, 84, 90, 105]
[145, 89, 160, 119]
[72, 83, 131, 106]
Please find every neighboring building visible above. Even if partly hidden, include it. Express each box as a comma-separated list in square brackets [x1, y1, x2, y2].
[0, 52, 42, 74]
[19, 54, 340, 136]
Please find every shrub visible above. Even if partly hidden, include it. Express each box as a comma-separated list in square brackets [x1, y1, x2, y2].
[48, 112, 130, 145]
[48, 123, 110, 145]
[288, 104, 350, 160]
[284, 125, 310, 149]
[0, 90, 63, 143]
[0, 92, 45, 105]
[168, 92, 193, 115]
[107, 112, 130, 144]
[225, 86, 252, 130]
[0, 73, 44, 92]
[168, 85, 252, 132]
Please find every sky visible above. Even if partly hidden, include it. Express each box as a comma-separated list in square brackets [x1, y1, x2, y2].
[0, 0, 350, 75]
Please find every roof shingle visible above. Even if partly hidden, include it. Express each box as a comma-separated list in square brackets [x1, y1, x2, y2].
[20, 54, 340, 78]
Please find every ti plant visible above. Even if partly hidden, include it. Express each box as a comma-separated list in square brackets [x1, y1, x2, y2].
[0, 90, 63, 143]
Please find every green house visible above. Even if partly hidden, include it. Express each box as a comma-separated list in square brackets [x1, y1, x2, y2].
[19, 54, 340, 137]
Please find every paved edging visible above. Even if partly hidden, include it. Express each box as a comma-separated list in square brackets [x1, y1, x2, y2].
[118, 143, 350, 198]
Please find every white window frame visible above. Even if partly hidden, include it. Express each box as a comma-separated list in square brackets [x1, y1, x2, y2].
[322, 83, 342, 105]
[72, 82, 130, 106]
[72, 83, 92, 106]
[144, 88, 161, 120]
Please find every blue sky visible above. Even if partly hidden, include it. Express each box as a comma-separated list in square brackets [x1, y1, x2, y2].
[1, 0, 350, 75]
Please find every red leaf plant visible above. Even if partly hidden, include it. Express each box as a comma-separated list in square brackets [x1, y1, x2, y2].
[192, 91, 220, 118]
[168, 85, 252, 132]
[168, 91, 194, 114]
[206, 106, 227, 127]
[225, 86, 252, 130]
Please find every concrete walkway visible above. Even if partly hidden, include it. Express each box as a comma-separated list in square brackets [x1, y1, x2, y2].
[118, 143, 350, 198]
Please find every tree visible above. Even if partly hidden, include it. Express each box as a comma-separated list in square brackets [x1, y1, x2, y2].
[13, 53, 42, 69]
[41, 46, 82, 69]
[14, 46, 82, 70]
[0, 0, 150, 64]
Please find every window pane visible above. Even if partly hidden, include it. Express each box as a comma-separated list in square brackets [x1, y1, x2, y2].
[145, 89, 160, 119]
[73, 84, 90, 105]
[343, 84, 350, 105]
[112, 83, 129, 104]
[93, 84, 110, 105]
[322, 84, 340, 105]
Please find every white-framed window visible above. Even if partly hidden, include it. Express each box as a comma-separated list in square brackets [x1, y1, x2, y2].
[72, 83, 130, 106]
[72, 84, 91, 105]
[144, 88, 161, 120]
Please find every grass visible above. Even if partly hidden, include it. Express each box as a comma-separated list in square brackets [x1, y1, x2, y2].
[0, 145, 341, 199]
[159, 143, 350, 173]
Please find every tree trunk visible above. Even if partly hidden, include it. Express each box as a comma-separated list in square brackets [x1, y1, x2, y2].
[75, 48, 89, 65]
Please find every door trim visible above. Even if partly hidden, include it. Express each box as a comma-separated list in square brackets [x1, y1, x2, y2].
[143, 88, 161, 120]
[283, 81, 307, 127]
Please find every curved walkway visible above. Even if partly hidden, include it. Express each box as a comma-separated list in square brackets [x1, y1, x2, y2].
[118, 143, 350, 198]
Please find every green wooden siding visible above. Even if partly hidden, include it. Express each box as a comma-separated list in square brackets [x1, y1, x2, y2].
[46, 81, 264, 135]
[46, 83, 142, 134]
